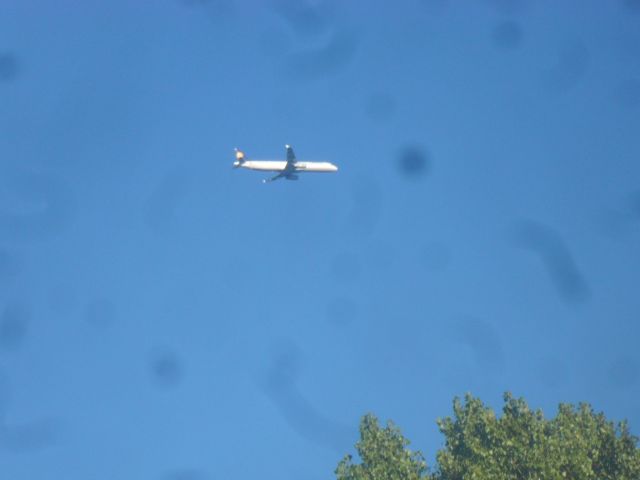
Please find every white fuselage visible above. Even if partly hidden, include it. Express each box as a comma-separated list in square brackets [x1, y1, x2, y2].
[237, 160, 338, 173]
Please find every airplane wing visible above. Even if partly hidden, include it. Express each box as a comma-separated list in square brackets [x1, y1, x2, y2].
[263, 172, 299, 183]
[262, 145, 297, 183]
[263, 172, 286, 183]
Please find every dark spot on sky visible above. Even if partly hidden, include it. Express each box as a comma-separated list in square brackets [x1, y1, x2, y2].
[491, 21, 523, 49]
[85, 298, 116, 327]
[0, 303, 29, 350]
[616, 79, 640, 108]
[512, 220, 590, 304]
[543, 42, 590, 93]
[0, 53, 19, 82]
[263, 341, 350, 452]
[364, 92, 396, 122]
[266, 341, 301, 391]
[397, 145, 431, 178]
[286, 31, 357, 81]
[453, 318, 505, 373]
[149, 349, 183, 388]
[326, 297, 357, 326]
[608, 356, 638, 389]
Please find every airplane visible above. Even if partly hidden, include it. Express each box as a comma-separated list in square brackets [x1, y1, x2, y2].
[233, 144, 338, 183]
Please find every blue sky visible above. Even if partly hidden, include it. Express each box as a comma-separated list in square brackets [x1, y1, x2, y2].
[1, 1, 639, 478]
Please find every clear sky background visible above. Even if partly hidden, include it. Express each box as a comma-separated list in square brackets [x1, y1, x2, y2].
[1, 1, 639, 479]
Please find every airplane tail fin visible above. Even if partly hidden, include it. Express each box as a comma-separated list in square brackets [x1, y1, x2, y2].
[233, 148, 246, 168]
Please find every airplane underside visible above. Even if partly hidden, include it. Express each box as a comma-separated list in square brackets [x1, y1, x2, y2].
[263, 171, 299, 183]
[261, 168, 339, 183]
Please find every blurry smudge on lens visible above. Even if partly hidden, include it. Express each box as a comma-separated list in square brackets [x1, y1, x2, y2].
[512, 220, 590, 304]
[0, 303, 29, 351]
[267, 384, 351, 453]
[397, 145, 431, 178]
[543, 42, 590, 93]
[145, 168, 191, 235]
[326, 297, 357, 326]
[330, 252, 361, 282]
[364, 92, 396, 122]
[0, 418, 59, 452]
[615, 79, 640, 109]
[0, 170, 75, 243]
[286, 31, 357, 80]
[0, 53, 19, 82]
[420, 242, 451, 271]
[452, 318, 505, 373]
[149, 349, 183, 388]
[347, 176, 383, 237]
[85, 298, 116, 327]
[263, 341, 350, 452]
[265, 341, 301, 391]
[608, 356, 639, 389]
[270, 0, 331, 38]
[491, 21, 523, 49]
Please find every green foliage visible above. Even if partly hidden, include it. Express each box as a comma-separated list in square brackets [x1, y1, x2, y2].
[435, 392, 640, 480]
[335, 413, 428, 480]
[336, 394, 640, 480]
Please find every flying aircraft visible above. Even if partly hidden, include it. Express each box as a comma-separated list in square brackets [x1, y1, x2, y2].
[233, 145, 338, 183]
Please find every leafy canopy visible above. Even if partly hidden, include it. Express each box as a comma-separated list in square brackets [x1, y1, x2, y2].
[336, 393, 640, 480]
[336, 413, 427, 480]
